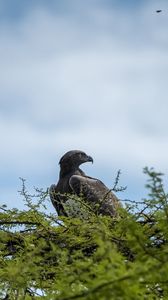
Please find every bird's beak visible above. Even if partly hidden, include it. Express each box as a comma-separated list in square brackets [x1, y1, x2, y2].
[87, 155, 93, 163]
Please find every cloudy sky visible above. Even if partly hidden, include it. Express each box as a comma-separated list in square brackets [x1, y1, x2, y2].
[0, 0, 168, 210]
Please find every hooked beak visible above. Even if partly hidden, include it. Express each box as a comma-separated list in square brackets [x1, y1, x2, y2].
[87, 155, 93, 163]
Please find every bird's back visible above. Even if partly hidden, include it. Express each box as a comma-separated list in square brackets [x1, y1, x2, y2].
[69, 175, 121, 217]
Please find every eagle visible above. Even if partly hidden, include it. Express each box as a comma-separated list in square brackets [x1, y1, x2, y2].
[49, 150, 121, 218]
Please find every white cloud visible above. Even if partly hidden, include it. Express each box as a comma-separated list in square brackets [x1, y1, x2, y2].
[0, 1, 168, 208]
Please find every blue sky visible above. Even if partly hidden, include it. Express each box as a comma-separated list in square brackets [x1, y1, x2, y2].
[0, 0, 168, 210]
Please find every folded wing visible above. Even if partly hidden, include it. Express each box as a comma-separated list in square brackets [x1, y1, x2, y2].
[49, 184, 68, 216]
[69, 175, 120, 217]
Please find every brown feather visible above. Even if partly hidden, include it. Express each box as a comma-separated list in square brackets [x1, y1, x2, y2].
[49, 150, 121, 217]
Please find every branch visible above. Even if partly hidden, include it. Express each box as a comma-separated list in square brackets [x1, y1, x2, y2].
[60, 274, 133, 300]
[0, 221, 40, 225]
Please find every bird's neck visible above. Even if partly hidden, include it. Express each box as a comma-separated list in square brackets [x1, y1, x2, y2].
[60, 166, 84, 178]
[59, 165, 78, 178]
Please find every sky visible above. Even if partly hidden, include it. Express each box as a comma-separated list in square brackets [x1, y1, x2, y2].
[0, 0, 168, 210]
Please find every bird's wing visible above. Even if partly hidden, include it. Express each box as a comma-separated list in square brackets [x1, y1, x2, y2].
[69, 175, 120, 217]
[49, 183, 91, 218]
[49, 184, 68, 216]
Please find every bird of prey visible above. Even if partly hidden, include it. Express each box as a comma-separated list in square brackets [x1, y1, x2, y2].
[156, 10, 162, 13]
[49, 150, 121, 218]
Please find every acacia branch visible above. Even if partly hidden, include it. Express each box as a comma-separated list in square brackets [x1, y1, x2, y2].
[59, 274, 133, 300]
[0, 221, 40, 225]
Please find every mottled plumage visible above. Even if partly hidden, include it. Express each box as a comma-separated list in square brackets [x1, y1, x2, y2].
[50, 150, 120, 217]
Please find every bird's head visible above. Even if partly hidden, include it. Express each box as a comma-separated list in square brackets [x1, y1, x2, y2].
[59, 150, 93, 169]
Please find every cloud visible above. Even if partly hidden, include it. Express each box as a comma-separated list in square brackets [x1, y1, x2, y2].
[0, 0, 168, 208]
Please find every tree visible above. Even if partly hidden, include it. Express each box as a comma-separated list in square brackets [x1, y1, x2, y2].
[0, 168, 168, 299]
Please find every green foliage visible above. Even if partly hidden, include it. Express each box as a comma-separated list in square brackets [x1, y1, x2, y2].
[1, 168, 168, 299]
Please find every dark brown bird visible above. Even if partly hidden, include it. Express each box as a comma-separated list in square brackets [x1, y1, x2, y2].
[156, 10, 162, 13]
[49, 150, 121, 218]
